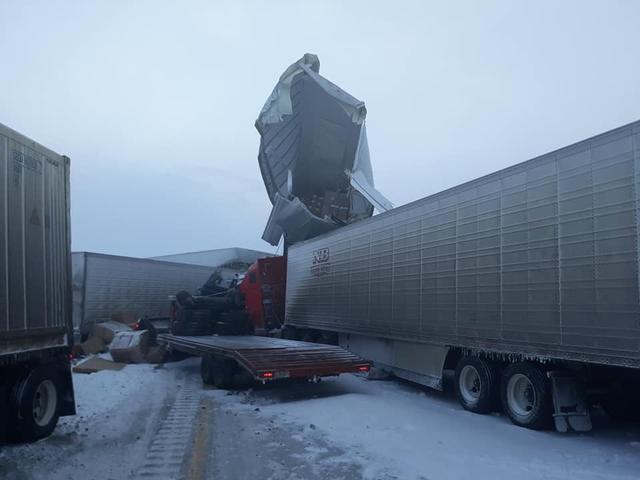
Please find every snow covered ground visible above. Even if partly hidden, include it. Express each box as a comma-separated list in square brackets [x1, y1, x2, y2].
[2, 358, 639, 480]
[208, 374, 640, 480]
[0, 360, 190, 480]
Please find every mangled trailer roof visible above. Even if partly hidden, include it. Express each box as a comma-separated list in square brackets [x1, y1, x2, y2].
[256, 53, 392, 246]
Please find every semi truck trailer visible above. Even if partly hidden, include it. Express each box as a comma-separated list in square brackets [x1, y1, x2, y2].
[72, 251, 217, 338]
[283, 120, 640, 431]
[0, 123, 75, 443]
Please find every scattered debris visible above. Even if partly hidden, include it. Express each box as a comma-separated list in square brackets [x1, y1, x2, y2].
[144, 344, 168, 364]
[92, 320, 132, 344]
[110, 330, 151, 364]
[73, 356, 126, 374]
[110, 311, 141, 325]
[78, 335, 107, 355]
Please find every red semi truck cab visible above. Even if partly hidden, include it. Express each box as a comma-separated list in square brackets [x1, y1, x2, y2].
[239, 256, 287, 335]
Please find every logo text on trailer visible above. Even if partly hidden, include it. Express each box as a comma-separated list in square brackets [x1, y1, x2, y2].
[311, 248, 331, 277]
[313, 248, 330, 264]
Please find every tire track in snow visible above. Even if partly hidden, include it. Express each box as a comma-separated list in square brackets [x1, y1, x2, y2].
[134, 377, 204, 479]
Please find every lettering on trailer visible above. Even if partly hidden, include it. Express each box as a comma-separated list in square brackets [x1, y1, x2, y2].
[12, 150, 43, 174]
[311, 247, 331, 277]
[12, 150, 43, 187]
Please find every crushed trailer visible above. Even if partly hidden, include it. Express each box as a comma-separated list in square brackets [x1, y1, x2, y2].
[158, 333, 370, 388]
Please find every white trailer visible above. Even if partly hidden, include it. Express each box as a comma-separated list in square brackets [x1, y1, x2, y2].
[72, 252, 215, 337]
[0, 122, 75, 443]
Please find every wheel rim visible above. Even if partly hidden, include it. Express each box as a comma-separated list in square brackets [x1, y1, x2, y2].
[459, 365, 481, 404]
[506, 373, 536, 419]
[32, 379, 57, 427]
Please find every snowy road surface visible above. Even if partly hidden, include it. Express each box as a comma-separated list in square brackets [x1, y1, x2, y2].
[1, 357, 639, 480]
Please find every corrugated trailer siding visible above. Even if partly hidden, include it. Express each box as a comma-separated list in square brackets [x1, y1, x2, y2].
[74, 253, 215, 328]
[0, 123, 70, 350]
[286, 121, 640, 368]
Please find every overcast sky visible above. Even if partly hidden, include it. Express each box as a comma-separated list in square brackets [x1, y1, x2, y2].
[1, 1, 639, 258]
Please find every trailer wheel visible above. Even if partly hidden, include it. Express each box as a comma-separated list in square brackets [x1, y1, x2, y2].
[200, 355, 236, 389]
[10, 366, 61, 442]
[501, 362, 551, 430]
[454, 356, 498, 414]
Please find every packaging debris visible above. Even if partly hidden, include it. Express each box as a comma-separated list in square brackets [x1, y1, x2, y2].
[111, 311, 140, 325]
[78, 335, 107, 355]
[109, 330, 151, 364]
[144, 344, 168, 364]
[73, 356, 126, 374]
[92, 320, 132, 344]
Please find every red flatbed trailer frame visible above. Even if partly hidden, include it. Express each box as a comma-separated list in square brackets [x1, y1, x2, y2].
[158, 334, 370, 382]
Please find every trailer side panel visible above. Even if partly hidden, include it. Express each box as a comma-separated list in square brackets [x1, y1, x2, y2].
[73, 252, 215, 334]
[0, 124, 71, 356]
[286, 121, 640, 368]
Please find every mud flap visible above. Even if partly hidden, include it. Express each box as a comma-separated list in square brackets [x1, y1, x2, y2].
[549, 371, 592, 432]
[57, 358, 77, 417]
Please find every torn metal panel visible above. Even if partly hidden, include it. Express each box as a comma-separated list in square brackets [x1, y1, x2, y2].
[348, 169, 394, 213]
[256, 53, 391, 246]
[261, 193, 337, 245]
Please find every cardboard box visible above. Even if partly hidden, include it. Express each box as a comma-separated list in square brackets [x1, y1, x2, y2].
[144, 344, 167, 364]
[110, 330, 151, 364]
[92, 321, 132, 344]
[73, 356, 126, 374]
[111, 311, 140, 325]
[79, 336, 106, 355]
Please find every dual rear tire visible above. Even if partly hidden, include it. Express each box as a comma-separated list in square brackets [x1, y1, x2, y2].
[454, 357, 552, 430]
[500, 362, 552, 430]
[454, 357, 498, 414]
[3, 366, 62, 443]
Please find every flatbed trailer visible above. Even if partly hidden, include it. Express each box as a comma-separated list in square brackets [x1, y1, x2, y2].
[158, 333, 370, 387]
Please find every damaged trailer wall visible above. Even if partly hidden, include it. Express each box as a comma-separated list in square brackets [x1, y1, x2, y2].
[286, 120, 640, 370]
[72, 252, 214, 337]
[256, 54, 391, 246]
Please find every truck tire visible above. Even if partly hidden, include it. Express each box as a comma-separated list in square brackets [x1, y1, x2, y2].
[454, 356, 498, 414]
[171, 309, 214, 336]
[215, 311, 251, 336]
[200, 355, 236, 389]
[501, 362, 551, 430]
[10, 366, 61, 442]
